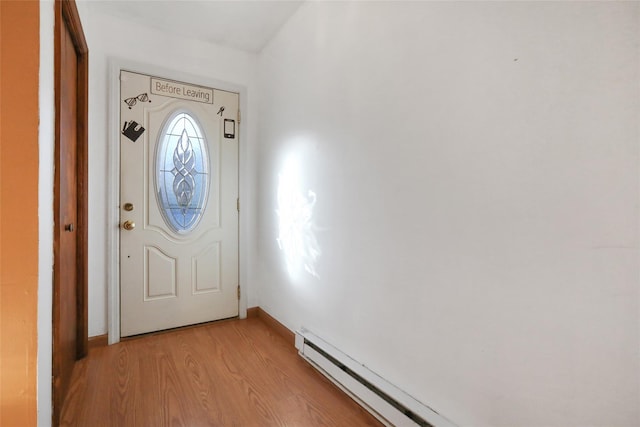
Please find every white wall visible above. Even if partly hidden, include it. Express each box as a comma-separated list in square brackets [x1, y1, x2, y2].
[38, 1, 54, 424]
[256, 2, 639, 426]
[76, 3, 260, 337]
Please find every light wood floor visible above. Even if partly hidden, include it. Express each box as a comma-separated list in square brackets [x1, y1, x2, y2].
[60, 317, 383, 426]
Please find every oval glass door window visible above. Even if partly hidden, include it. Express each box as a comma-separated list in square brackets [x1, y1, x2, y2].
[156, 111, 209, 234]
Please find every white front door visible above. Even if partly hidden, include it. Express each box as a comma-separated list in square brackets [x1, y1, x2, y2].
[119, 70, 239, 337]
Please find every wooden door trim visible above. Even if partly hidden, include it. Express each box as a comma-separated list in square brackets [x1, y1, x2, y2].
[53, 0, 88, 424]
[64, 0, 89, 360]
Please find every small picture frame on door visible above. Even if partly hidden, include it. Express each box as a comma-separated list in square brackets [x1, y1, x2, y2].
[224, 119, 235, 139]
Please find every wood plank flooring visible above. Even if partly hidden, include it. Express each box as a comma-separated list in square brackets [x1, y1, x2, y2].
[60, 317, 383, 426]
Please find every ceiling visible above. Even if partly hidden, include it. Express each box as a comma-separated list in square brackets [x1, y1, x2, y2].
[82, 0, 304, 53]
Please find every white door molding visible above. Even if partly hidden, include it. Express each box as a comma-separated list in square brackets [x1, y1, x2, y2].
[107, 58, 248, 344]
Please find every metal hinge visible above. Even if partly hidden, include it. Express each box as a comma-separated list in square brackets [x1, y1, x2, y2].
[237, 285, 240, 300]
[237, 198, 240, 213]
[237, 109, 241, 124]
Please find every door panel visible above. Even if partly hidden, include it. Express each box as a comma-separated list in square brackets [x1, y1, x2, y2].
[120, 71, 239, 337]
[145, 246, 176, 299]
[193, 243, 221, 293]
[54, 19, 78, 409]
[53, 0, 88, 424]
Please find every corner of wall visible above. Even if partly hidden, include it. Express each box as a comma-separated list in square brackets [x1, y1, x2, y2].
[37, 0, 55, 425]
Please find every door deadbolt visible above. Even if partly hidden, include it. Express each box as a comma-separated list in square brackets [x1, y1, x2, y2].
[123, 203, 134, 211]
[122, 220, 135, 231]
[64, 223, 75, 232]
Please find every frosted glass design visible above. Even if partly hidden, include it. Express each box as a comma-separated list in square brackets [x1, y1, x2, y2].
[156, 112, 209, 234]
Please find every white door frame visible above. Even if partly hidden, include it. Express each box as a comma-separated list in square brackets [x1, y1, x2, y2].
[107, 58, 248, 344]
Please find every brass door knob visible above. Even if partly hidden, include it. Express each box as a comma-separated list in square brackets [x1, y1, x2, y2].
[122, 220, 135, 231]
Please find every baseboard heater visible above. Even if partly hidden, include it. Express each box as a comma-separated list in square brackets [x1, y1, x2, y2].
[295, 329, 456, 427]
